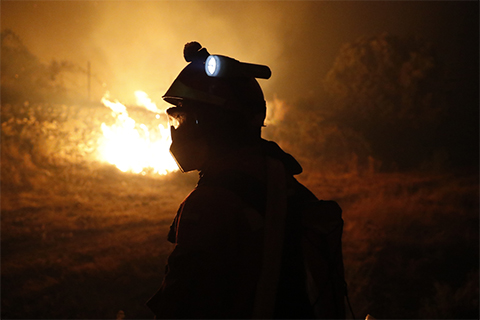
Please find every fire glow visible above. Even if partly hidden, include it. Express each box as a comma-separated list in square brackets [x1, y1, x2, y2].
[98, 91, 178, 175]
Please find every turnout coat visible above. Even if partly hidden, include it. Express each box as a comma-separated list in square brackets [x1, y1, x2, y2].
[147, 140, 317, 319]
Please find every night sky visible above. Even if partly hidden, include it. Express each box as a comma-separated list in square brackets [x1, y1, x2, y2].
[2, 1, 478, 107]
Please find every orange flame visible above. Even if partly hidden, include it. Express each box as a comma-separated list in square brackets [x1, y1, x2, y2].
[98, 92, 178, 175]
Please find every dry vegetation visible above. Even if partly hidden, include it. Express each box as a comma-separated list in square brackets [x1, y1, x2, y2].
[299, 170, 479, 319]
[1, 163, 196, 319]
[1, 101, 478, 319]
[1, 101, 195, 318]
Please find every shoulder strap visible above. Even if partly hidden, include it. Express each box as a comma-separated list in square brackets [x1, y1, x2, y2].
[252, 157, 288, 319]
[198, 170, 267, 214]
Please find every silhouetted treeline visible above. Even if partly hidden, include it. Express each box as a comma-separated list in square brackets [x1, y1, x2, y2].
[330, 33, 477, 171]
[266, 33, 478, 172]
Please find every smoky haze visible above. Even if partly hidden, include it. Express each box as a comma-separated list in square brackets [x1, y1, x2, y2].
[2, 1, 312, 106]
[2, 1, 476, 105]
[1, 1, 478, 169]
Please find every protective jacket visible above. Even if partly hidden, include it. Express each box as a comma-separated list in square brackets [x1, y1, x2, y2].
[147, 139, 317, 319]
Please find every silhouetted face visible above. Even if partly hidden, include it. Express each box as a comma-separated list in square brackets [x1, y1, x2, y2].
[167, 102, 209, 173]
[167, 98, 262, 172]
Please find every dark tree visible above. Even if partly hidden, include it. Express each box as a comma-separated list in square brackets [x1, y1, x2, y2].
[323, 33, 448, 170]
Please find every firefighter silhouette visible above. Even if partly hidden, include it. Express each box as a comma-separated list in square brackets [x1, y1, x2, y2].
[147, 42, 321, 319]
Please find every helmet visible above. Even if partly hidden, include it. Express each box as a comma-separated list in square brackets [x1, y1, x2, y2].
[163, 41, 268, 126]
[164, 42, 271, 172]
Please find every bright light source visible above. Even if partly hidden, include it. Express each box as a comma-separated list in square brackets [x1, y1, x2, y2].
[204, 54, 271, 79]
[205, 55, 220, 77]
[99, 92, 178, 175]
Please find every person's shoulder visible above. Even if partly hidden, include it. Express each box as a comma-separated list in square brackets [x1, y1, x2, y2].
[187, 182, 245, 208]
[178, 181, 246, 224]
[287, 176, 319, 204]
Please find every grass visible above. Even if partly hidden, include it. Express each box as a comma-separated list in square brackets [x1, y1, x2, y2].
[3, 162, 477, 319]
[298, 170, 479, 319]
[2, 162, 198, 319]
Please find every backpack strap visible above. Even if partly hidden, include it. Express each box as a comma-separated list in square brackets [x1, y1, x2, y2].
[252, 157, 288, 319]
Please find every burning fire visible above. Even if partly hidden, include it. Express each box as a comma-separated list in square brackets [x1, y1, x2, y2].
[98, 91, 178, 175]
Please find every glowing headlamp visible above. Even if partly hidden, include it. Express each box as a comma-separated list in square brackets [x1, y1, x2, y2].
[205, 55, 271, 79]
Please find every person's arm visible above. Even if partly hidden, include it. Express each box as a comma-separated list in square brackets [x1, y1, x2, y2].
[149, 186, 246, 319]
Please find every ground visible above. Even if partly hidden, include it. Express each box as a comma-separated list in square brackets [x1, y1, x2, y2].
[1, 159, 478, 319]
[1, 161, 196, 319]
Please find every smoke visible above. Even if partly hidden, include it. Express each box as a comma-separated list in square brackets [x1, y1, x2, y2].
[265, 97, 289, 126]
[84, 1, 312, 106]
[2, 1, 477, 107]
[2, 1, 477, 170]
[1, 1, 314, 106]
